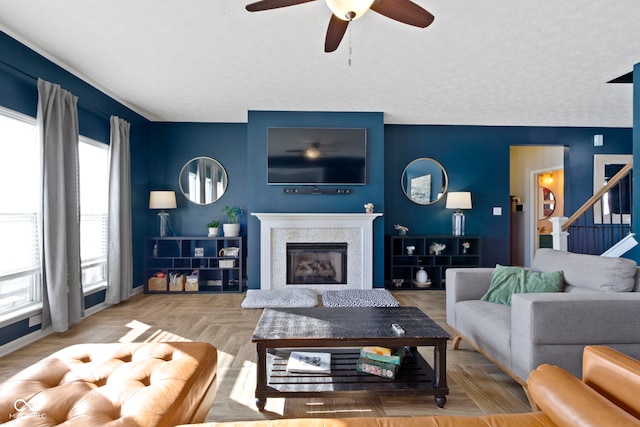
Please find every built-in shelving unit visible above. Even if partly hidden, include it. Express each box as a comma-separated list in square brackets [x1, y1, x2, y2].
[386, 235, 481, 290]
[145, 236, 244, 293]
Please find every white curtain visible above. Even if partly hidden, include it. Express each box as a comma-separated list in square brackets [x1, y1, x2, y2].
[105, 116, 132, 304]
[37, 78, 84, 332]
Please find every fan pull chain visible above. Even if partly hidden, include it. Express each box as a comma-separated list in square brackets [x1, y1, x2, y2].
[348, 24, 352, 67]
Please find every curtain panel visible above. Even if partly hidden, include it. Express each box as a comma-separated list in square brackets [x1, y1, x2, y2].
[37, 78, 84, 332]
[106, 116, 133, 304]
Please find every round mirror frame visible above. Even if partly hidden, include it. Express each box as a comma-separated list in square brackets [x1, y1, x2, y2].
[179, 156, 228, 205]
[539, 186, 556, 220]
[401, 158, 449, 205]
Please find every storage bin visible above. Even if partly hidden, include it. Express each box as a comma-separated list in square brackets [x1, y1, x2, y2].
[185, 273, 199, 292]
[169, 272, 184, 292]
[148, 276, 167, 292]
[219, 259, 235, 268]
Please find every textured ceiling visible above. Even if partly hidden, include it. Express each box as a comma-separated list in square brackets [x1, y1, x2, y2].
[0, 1, 639, 126]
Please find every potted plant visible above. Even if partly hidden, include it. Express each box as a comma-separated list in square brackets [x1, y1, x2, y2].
[222, 205, 242, 237]
[206, 220, 220, 237]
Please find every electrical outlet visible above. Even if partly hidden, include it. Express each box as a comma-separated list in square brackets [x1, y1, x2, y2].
[29, 314, 42, 327]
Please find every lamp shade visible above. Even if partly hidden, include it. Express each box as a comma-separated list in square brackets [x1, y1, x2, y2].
[325, 0, 375, 20]
[149, 191, 177, 210]
[446, 192, 472, 210]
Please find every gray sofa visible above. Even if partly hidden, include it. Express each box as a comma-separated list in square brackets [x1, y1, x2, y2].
[446, 249, 640, 401]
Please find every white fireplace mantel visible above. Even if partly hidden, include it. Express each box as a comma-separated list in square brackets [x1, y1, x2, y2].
[252, 213, 383, 290]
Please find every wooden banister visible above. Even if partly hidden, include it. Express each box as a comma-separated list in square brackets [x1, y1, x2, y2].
[562, 160, 633, 231]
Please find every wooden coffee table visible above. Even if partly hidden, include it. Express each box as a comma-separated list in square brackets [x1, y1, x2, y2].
[252, 306, 450, 411]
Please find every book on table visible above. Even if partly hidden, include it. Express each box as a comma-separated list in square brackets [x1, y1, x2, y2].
[360, 346, 404, 365]
[357, 357, 401, 379]
[286, 351, 331, 373]
[357, 346, 406, 379]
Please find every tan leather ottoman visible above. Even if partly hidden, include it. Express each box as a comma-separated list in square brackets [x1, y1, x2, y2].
[0, 342, 217, 426]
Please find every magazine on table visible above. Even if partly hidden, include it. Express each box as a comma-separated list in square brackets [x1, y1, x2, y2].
[286, 351, 331, 373]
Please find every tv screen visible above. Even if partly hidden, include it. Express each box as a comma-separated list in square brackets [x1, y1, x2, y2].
[267, 127, 367, 185]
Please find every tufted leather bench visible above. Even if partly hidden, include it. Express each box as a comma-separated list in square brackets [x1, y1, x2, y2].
[0, 342, 217, 426]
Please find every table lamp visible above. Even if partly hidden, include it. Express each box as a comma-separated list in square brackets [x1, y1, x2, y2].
[149, 191, 177, 237]
[446, 192, 472, 236]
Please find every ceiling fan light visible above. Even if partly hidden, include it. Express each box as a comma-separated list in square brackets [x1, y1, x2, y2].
[325, 0, 375, 21]
[305, 146, 321, 158]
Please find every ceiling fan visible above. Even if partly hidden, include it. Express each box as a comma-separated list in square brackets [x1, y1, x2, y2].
[245, 0, 434, 52]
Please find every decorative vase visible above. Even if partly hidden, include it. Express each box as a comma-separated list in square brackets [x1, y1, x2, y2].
[416, 267, 428, 283]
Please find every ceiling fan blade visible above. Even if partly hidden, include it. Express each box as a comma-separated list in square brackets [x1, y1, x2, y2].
[370, 0, 434, 28]
[325, 14, 349, 52]
[246, 0, 317, 12]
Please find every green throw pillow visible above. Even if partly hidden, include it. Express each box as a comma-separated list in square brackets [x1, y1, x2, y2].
[481, 264, 563, 306]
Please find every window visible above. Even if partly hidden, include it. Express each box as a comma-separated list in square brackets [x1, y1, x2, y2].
[0, 108, 41, 315]
[593, 154, 632, 224]
[79, 137, 109, 292]
[0, 106, 111, 319]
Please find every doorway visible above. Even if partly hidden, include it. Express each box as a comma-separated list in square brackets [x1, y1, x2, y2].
[510, 146, 565, 267]
[534, 168, 564, 250]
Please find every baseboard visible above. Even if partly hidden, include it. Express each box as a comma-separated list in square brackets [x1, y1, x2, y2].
[0, 286, 145, 357]
[0, 327, 53, 358]
[85, 301, 109, 317]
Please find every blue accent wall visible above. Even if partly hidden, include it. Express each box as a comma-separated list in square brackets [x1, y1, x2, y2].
[384, 125, 634, 267]
[138, 119, 634, 287]
[146, 122, 248, 237]
[246, 111, 386, 288]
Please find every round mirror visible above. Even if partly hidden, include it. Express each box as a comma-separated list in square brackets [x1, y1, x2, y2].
[539, 186, 555, 219]
[401, 158, 448, 205]
[179, 157, 228, 205]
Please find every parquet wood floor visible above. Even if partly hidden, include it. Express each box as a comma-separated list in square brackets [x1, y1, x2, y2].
[0, 290, 530, 422]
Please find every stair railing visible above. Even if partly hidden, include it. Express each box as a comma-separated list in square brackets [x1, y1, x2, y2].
[551, 160, 633, 255]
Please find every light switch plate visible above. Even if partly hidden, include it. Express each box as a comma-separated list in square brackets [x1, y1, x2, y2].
[594, 134, 603, 146]
[493, 207, 502, 216]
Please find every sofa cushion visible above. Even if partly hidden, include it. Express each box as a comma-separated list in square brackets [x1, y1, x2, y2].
[532, 249, 637, 292]
[481, 265, 563, 305]
[455, 300, 512, 369]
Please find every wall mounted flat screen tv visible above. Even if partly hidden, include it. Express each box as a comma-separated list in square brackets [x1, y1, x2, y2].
[267, 127, 367, 185]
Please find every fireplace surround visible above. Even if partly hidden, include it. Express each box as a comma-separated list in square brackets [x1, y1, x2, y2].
[252, 213, 382, 291]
